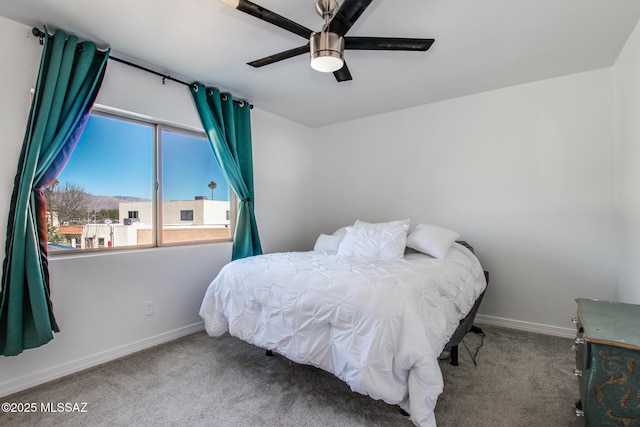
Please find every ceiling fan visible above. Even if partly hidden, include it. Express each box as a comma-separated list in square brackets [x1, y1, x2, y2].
[220, 0, 435, 82]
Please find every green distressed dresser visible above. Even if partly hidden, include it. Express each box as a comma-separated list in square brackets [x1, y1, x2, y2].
[573, 298, 640, 426]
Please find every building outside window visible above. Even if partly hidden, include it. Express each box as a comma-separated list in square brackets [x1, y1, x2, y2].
[180, 210, 194, 221]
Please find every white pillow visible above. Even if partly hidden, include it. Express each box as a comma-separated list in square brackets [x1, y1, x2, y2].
[337, 220, 410, 259]
[406, 223, 460, 259]
[332, 226, 349, 238]
[313, 233, 343, 253]
[354, 219, 410, 230]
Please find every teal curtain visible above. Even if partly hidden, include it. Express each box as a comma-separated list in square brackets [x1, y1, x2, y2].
[190, 84, 262, 260]
[0, 29, 109, 356]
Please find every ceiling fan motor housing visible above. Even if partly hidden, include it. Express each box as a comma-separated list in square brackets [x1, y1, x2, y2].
[310, 32, 344, 72]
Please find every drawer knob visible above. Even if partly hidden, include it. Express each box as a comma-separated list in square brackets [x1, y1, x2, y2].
[573, 368, 583, 376]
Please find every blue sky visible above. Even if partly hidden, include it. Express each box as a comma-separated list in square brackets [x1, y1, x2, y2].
[57, 114, 230, 201]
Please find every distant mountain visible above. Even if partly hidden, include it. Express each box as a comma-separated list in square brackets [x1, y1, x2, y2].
[86, 194, 150, 211]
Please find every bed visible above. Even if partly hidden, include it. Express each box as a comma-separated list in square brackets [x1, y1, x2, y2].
[199, 220, 488, 427]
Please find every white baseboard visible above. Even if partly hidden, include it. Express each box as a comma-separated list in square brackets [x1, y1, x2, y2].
[0, 322, 205, 398]
[475, 314, 575, 338]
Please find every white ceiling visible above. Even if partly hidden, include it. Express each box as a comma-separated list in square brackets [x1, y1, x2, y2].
[1, 0, 640, 128]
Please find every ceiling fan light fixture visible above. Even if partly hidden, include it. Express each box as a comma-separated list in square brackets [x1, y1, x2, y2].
[310, 32, 344, 73]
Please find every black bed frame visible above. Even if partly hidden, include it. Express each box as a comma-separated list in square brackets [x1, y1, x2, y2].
[442, 270, 488, 366]
[442, 240, 489, 366]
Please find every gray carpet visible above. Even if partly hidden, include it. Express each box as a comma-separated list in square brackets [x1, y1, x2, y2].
[0, 325, 584, 426]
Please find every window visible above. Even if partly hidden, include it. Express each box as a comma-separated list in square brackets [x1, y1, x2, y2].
[160, 128, 233, 244]
[46, 108, 234, 252]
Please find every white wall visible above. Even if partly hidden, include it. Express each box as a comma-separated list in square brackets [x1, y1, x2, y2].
[312, 69, 617, 333]
[0, 17, 314, 396]
[252, 108, 316, 253]
[614, 20, 640, 305]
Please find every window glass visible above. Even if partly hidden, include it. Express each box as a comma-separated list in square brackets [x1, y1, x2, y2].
[161, 129, 231, 243]
[50, 114, 153, 250]
[45, 110, 233, 252]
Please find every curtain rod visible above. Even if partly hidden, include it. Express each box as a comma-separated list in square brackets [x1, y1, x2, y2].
[31, 27, 253, 109]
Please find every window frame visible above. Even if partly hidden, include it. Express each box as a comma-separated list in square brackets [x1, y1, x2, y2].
[49, 104, 236, 256]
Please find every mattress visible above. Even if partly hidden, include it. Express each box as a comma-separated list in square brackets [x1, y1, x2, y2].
[199, 242, 486, 426]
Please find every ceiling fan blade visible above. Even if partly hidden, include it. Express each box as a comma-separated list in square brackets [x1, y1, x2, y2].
[247, 44, 310, 67]
[220, 0, 313, 39]
[345, 37, 435, 51]
[327, 0, 373, 36]
[333, 62, 353, 82]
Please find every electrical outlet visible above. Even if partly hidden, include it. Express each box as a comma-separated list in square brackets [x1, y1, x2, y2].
[144, 300, 154, 316]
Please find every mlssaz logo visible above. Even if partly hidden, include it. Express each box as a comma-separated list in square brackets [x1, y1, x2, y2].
[40, 402, 88, 413]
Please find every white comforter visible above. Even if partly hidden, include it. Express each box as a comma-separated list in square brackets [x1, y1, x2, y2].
[199, 243, 486, 427]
